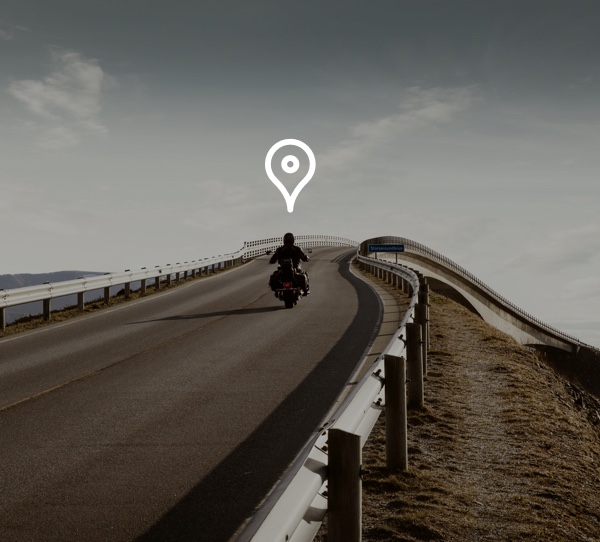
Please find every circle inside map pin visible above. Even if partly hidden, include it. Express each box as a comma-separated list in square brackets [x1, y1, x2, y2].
[281, 155, 300, 174]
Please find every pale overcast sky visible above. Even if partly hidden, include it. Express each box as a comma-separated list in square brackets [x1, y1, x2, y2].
[2, 1, 599, 346]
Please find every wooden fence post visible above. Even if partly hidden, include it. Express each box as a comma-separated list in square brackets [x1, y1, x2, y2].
[329, 428, 362, 542]
[385, 355, 408, 471]
[418, 284, 430, 353]
[415, 304, 428, 375]
[406, 322, 424, 408]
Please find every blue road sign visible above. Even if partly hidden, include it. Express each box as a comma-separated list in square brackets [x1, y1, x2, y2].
[368, 244, 405, 253]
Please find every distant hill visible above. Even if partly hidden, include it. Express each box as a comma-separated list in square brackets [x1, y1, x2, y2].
[1, 271, 105, 325]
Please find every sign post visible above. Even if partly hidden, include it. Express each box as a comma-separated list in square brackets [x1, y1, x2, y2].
[368, 244, 405, 263]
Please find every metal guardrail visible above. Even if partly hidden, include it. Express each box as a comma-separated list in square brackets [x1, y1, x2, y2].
[243, 236, 599, 542]
[0, 235, 358, 329]
[237, 254, 421, 542]
[360, 235, 596, 350]
[5, 231, 595, 537]
[242, 235, 358, 260]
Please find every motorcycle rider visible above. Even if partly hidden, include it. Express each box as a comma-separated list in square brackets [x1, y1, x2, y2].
[268, 232, 310, 295]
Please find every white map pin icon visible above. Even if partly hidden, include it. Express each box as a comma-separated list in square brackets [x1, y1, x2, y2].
[265, 139, 316, 213]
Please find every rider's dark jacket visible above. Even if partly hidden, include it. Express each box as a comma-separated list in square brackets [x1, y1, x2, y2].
[269, 245, 309, 268]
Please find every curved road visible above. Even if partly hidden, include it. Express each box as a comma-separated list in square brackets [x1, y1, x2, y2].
[0, 247, 380, 542]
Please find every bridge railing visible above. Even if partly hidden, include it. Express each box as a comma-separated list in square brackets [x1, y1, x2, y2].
[360, 235, 594, 349]
[237, 254, 423, 542]
[242, 235, 358, 259]
[0, 235, 358, 330]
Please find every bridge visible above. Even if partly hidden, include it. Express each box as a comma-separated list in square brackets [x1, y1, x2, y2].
[0, 235, 596, 542]
[360, 236, 587, 354]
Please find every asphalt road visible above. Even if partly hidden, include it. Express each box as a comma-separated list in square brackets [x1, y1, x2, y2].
[0, 247, 381, 542]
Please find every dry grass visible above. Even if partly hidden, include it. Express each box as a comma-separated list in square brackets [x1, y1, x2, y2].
[316, 271, 600, 542]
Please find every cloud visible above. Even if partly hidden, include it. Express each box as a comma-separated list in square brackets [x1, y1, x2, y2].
[0, 23, 28, 40]
[319, 86, 475, 173]
[504, 224, 600, 271]
[353, 86, 474, 137]
[8, 49, 112, 149]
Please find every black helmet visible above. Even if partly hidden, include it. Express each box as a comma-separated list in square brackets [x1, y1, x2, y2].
[283, 232, 295, 245]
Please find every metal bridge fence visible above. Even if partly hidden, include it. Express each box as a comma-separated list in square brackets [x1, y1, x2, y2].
[360, 235, 595, 349]
[0, 235, 358, 330]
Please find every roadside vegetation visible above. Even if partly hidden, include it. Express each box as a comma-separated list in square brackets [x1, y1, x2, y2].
[317, 268, 600, 541]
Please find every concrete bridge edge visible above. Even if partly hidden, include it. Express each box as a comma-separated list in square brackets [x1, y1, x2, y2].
[393, 252, 576, 353]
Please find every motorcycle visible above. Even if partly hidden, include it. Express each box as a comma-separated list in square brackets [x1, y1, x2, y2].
[272, 258, 304, 309]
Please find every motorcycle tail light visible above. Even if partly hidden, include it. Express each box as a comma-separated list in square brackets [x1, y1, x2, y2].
[283, 282, 292, 288]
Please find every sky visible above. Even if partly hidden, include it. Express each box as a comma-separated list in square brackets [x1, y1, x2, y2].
[1, 1, 599, 346]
